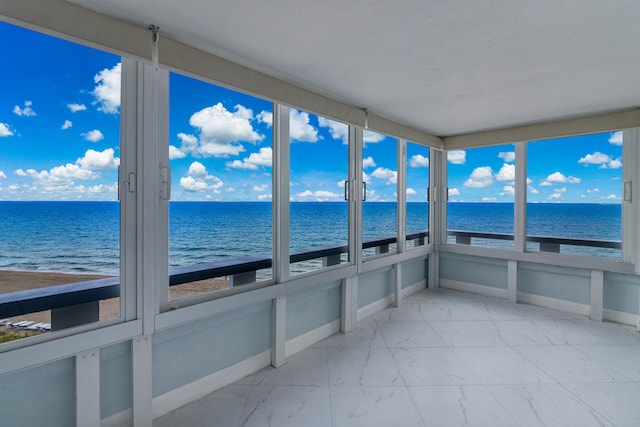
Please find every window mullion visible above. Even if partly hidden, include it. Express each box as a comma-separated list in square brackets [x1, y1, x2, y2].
[273, 104, 290, 283]
[514, 142, 527, 252]
[397, 139, 407, 252]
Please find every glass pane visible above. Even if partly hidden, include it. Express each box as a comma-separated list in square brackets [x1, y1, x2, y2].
[0, 22, 121, 340]
[168, 72, 273, 301]
[527, 132, 622, 258]
[406, 142, 429, 249]
[447, 145, 515, 249]
[289, 112, 349, 276]
[362, 132, 398, 258]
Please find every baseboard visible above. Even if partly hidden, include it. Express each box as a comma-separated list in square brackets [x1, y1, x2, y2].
[151, 349, 271, 419]
[357, 295, 393, 322]
[285, 319, 341, 357]
[517, 292, 591, 317]
[603, 309, 639, 327]
[440, 279, 508, 299]
[401, 279, 427, 298]
[101, 408, 131, 427]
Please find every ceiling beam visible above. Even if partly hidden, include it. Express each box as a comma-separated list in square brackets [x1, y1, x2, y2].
[443, 109, 640, 149]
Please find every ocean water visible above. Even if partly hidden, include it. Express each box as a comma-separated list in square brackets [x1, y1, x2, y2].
[0, 201, 621, 275]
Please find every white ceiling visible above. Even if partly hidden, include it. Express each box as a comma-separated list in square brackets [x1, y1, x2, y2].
[69, 0, 640, 137]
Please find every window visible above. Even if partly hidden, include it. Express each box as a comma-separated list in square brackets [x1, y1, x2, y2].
[167, 72, 273, 301]
[0, 22, 122, 340]
[447, 145, 515, 249]
[362, 132, 398, 258]
[405, 142, 429, 249]
[289, 112, 350, 276]
[527, 132, 622, 258]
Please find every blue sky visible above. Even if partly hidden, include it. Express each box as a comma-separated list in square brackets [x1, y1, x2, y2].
[0, 21, 621, 203]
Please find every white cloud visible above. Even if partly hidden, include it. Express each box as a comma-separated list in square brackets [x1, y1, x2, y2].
[179, 162, 224, 192]
[548, 187, 567, 200]
[187, 161, 208, 177]
[607, 158, 622, 169]
[447, 150, 466, 164]
[577, 152, 622, 169]
[61, 120, 72, 130]
[93, 62, 121, 114]
[362, 171, 371, 184]
[406, 188, 417, 196]
[409, 154, 429, 168]
[169, 145, 186, 159]
[448, 188, 460, 196]
[363, 130, 385, 144]
[253, 184, 268, 192]
[363, 156, 376, 169]
[86, 183, 118, 194]
[482, 197, 497, 202]
[290, 110, 319, 142]
[227, 147, 272, 170]
[586, 188, 600, 193]
[0, 171, 6, 179]
[82, 129, 104, 143]
[464, 166, 494, 188]
[371, 167, 397, 184]
[13, 101, 36, 117]
[185, 103, 264, 157]
[67, 103, 87, 113]
[499, 185, 515, 197]
[256, 111, 272, 127]
[318, 117, 348, 144]
[315, 190, 339, 198]
[528, 185, 539, 194]
[76, 148, 119, 170]
[498, 151, 516, 163]
[49, 164, 98, 182]
[258, 194, 272, 201]
[295, 189, 339, 201]
[605, 194, 618, 200]
[179, 176, 209, 192]
[0, 123, 13, 137]
[541, 171, 580, 186]
[578, 151, 611, 165]
[495, 163, 515, 182]
[609, 131, 623, 146]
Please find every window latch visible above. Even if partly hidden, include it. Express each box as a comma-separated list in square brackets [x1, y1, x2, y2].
[624, 180, 632, 202]
[160, 165, 171, 201]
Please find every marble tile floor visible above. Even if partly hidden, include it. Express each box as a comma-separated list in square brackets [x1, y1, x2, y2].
[155, 288, 640, 427]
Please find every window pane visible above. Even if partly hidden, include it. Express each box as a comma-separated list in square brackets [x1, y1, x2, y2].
[0, 22, 121, 339]
[362, 132, 398, 258]
[527, 132, 622, 258]
[289, 112, 349, 276]
[447, 145, 515, 248]
[168, 73, 273, 301]
[406, 142, 429, 249]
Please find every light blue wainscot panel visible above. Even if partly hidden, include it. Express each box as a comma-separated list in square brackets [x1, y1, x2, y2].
[286, 280, 341, 341]
[0, 357, 75, 427]
[358, 267, 393, 309]
[604, 272, 640, 315]
[152, 301, 272, 397]
[440, 252, 507, 290]
[100, 340, 132, 420]
[401, 256, 428, 289]
[518, 262, 590, 305]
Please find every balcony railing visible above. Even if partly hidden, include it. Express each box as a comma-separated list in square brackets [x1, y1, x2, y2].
[1, 229, 619, 331]
[0, 233, 428, 329]
[447, 229, 621, 252]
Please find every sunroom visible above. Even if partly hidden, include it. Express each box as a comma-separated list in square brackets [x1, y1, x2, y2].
[1, 1, 639, 426]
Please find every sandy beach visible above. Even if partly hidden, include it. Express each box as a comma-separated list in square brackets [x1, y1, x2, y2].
[0, 270, 229, 326]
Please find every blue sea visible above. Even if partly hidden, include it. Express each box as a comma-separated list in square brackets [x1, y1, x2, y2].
[0, 201, 622, 275]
